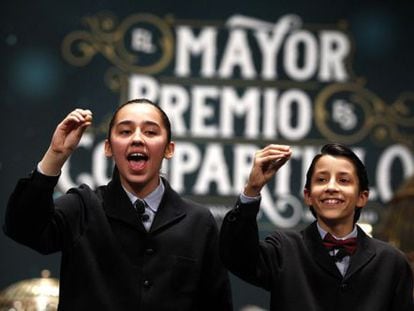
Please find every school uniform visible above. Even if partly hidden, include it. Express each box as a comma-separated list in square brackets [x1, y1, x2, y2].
[220, 198, 414, 311]
[4, 169, 232, 311]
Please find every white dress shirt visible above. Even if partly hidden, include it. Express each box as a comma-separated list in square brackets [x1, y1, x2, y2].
[123, 179, 165, 231]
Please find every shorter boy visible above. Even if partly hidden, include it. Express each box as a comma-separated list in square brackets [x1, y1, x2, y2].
[220, 143, 413, 311]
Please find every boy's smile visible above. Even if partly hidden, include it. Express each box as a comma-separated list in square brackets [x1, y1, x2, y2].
[304, 154, 368, 235]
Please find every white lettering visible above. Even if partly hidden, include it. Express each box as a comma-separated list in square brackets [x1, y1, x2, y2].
[319, 31, 350, 81]
[376, 144, 414, 202]
[193, 144, 231, 194]
[220, 87, 260, 138]
[169, 142, 201, 193]
[218, 29, 256, 78]
[175, 26, 217, 77]
[278, 89, 312, 140]
[159, 84, 190, 136]
[191, 86, 220, 137]
[254, 15, 301, 79]
[284, 30, 318, 81]
[128, 74, 158, 101]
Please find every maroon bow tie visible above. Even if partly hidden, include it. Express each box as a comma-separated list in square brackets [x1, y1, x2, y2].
[323, 233, 357, 257]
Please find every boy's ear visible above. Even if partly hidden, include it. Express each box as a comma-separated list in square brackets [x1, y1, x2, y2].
[357, 190, 369, 208]
[104, 139, 113, 157]
[303, 188, 312, 206]
[164, 141, 175, 159]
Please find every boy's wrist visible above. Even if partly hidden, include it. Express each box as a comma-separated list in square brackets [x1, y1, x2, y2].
[243, 184, 262, 197]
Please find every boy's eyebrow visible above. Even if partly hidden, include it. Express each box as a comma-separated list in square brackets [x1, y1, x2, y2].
[313, 170, 353, 175]
[115, 120, 133, 126]
[115, 120, 161, 127]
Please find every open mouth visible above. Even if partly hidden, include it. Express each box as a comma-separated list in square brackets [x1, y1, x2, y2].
[127, 153, 149, 162]
[127, 152, 149, 171]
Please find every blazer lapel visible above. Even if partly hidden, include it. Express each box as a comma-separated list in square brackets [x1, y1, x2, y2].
[150, 179, 186, 234]
[101, 174, 186, 234]
[344, 226, 376, 280]
[303, 222, 343, 279]
[102, 176, 146, 232]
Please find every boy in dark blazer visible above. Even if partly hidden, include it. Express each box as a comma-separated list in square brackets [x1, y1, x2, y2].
[4, 99, 232, 310]
[220, 143, 413, 311]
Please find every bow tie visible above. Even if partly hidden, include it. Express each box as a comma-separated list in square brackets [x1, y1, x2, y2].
[323, 233, 357, 261]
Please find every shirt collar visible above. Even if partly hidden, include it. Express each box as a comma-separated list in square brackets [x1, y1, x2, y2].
[316, 222, 358, 240]
[122, 178, 165, 213]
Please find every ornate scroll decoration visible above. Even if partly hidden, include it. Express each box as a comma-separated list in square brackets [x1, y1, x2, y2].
[315, 81, 414, 146]
[61, 12, 174, 74]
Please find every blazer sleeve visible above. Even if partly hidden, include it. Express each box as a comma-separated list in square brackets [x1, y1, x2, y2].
[389, 254, 414, 311]
[219, 198, 282, 290]
[3, 169, 85, 254]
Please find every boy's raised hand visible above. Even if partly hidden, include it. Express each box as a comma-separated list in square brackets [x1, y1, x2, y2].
[244, 144, 292, 197]
[39, 109, 93, 175]
[51, 109, 93, 154]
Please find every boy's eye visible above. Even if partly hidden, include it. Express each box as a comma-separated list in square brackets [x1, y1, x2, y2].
[144, 127, 160, 135]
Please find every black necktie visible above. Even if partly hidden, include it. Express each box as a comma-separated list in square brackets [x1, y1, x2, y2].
[134, 199, 150, 222]
[323, 233, 357, 262]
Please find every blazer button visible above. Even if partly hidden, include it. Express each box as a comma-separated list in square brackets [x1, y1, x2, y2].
[227, 208, 240, 222]
[340, 282, 348, 291]
[145, 248, 155, 255]
[227, 214, 237, 222]
[143, 280, 151, 288]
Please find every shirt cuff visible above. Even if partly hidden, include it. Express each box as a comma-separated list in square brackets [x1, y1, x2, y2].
[240, 192, 261, 204]
[37, 162, 60, 177]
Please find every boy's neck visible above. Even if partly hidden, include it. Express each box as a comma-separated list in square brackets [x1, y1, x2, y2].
[317, 219, 355, 238]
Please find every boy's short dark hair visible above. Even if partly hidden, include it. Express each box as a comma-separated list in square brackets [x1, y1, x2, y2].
[304, 143, 369, 223]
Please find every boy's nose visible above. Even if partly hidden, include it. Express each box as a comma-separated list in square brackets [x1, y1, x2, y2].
[132, 130, 145, 144]
[326, 178, 339, 191]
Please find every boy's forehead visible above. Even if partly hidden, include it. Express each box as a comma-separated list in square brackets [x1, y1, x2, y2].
[115, 103, 162, 122]
[313, 155, 357, 173]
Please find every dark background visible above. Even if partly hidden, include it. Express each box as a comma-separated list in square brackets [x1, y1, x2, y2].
[1, 1, 414, 309]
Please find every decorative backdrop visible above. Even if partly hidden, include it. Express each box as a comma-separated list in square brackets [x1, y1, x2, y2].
[1, 1, 414, 309]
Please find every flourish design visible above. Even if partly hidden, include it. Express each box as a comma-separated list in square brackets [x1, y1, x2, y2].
[61, 12, 174, 74]
[315, 82, 414, 146]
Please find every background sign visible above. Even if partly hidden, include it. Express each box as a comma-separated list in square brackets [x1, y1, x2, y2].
[2, 1, 414, 309]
